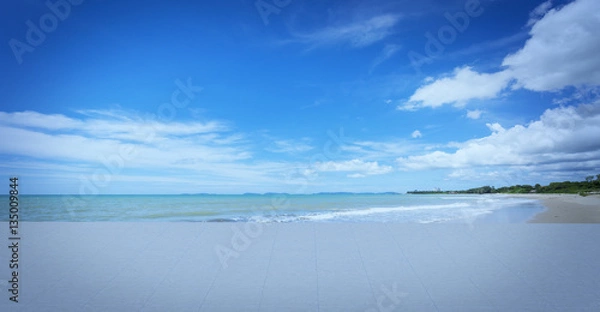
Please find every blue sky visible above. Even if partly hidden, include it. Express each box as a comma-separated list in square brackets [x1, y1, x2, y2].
[1, 0, 599, 194]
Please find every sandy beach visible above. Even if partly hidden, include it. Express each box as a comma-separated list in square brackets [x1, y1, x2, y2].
[511, 194, 600, 223]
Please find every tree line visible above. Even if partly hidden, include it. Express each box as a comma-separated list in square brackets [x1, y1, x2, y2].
[408, 174, 600, 195]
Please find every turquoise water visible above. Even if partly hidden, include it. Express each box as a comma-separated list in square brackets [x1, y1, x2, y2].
[3, 194, 545, 223]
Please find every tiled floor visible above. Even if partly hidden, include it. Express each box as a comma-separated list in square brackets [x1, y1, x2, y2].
[1, 222, 599, 311]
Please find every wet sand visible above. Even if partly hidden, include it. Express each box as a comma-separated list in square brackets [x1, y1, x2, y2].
[510, 194, 600, 223]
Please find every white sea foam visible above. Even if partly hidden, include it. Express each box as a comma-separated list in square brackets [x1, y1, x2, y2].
[299, 203, 471, 221]
[246, 196, 543, 223]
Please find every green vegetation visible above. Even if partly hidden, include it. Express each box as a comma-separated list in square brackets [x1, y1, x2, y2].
[408, 175, 600, 195]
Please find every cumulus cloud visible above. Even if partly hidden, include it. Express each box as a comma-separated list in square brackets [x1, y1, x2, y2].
[404, 0, 600, 109]
[313, 159, 393, 176]
[290, 14, 401, 49]
[396, 103, 600, 171]
[466, 109, 483, 119]
[485, 122, 505, 133]
[399, 67, 512, 109]
[503, 0, 600, 91]
[411, 130, 422, 138]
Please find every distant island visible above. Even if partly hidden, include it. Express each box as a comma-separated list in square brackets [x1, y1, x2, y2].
[408, 174, 600, 196]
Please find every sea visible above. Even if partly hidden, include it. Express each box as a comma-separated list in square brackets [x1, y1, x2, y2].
[5, 193, 546, 223]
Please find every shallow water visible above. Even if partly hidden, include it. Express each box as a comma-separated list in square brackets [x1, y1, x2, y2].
[3, 193, 545, 223]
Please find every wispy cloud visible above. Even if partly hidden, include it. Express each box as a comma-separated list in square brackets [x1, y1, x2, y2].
[0, 110, 267, 186]
[289, 14, 401, 49]
[527, 0, 553, 27]
[447, 31, 529, 59]
[0, 110, 228, 141]
[265, 138, 314, 154]
[340, 140, 421, 160]
[313, 159, 393, 177]
[370, 44, 402, 73]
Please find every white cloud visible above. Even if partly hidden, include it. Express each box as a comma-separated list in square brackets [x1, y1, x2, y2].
[340, 140, 419, 160]
[404, 0, 600, 109]
[448, 31, 529, 59]
[266, 139, 314, 154]
[466, 109, 483, 119]
[552, 86, 600, 106]
[290, 14, 401, 49]
[485, 122, 505, 133]
[400, 67, 512, 109]
[446, 168, 536, 186]
[0, 110, 264, 182]
[1, 110, 410, 193]
[527, 1, 553, 27]
[347, 173, 366, 178]
[503, 0, 600, 91]
[396, 103, 600, 171]
[411, 130, 422, 138]
[370, 44, 402, 73]
[396, 102, 419, 111]
[314, 159, 393, 175]
[447, 169, 500, 180]
[0, 110, 228, 141]
[0, 111, 83, 130]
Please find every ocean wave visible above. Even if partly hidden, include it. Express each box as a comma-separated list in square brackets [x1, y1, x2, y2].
[237, 202, 477, 223]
